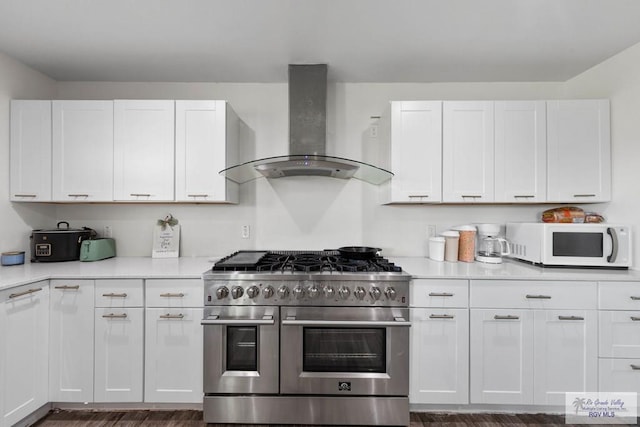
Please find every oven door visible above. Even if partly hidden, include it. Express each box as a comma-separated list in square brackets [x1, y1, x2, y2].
[280, 306, 410, 396]
[202, 306, 279, 394]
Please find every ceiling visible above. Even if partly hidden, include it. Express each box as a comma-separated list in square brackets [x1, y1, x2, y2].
[2, 0, 640, 83]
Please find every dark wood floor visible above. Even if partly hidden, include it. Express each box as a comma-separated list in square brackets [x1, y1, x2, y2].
[32, 409, 640, 426]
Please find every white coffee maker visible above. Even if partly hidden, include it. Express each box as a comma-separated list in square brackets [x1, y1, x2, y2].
[475, 224, 511, 264]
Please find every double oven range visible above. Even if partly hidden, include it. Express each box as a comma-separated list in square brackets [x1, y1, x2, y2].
[202, 250, 411, 426]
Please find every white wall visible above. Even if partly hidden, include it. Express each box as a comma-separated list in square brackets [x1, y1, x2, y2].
[0, 51, 57, 254]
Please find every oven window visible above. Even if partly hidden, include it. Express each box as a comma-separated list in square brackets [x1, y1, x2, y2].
[226, 326, 257, 371]
[302, 327, 386, 373]
[552, 232, 603, 257]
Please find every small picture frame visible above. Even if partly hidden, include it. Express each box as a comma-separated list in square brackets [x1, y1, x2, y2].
[152, 215, 180, 258]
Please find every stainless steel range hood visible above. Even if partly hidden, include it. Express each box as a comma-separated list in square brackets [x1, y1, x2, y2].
[220, 64, 393, 185]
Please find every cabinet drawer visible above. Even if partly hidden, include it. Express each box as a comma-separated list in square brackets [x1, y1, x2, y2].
[599, 311, 640, 358]
[599, 282, 640, 310]
[411, 279, 468, 308]
[145, 279, 201, 307]
[95, 279, 143, 307]
[470, 280, 597, 309]
[598, 358, 640, 396]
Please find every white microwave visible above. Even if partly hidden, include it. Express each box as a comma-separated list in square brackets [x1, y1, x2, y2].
[506, 223, 632, 269]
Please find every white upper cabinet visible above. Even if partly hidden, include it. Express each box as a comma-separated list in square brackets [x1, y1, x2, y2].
[175, 100, 238, 203]
[10, 100, 52, 201]
[494, 101, 547, 203]
[380, 101, 442, 203]
[52, 101, 114, 201]
[547, 99, 611, 202]
[114, 100, 175, 201]
[442, 101, 494, 203]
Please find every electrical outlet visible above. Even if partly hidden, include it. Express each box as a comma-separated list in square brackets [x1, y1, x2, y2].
[241, 225, 250, 239]
[103, 225, 113, 238]
[426, 225, 436, 239]
[370, 124, 378, 138]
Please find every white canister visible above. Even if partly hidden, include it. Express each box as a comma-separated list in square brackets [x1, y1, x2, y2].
[428, 237, 446, 261]
[441, 231, 460, 262]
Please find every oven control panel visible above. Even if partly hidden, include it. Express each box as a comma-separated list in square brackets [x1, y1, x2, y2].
[204, 280, 409, 307]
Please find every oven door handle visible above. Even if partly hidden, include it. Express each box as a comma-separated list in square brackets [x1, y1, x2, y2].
[201, 315, 275, 325]
[281, 317, 411, 327]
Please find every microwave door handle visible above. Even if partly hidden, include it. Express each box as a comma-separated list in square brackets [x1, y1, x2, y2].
[607, 227, 619, 263]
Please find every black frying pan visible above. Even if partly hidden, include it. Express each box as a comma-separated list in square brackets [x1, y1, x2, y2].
[337, 246, 381, 260]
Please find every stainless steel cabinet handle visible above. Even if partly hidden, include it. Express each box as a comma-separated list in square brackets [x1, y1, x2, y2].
[429, 314, 455, 319]
[429, 292, 454, 297]
[631, 316, 640, 321]
[630, 364, 640, 370]
[630, 296, 640, 301]
[102, 313, 127, 319]
[514, 195, 535, 198]
[526, 294, 552, 299]
[187, 194, 209, 198]
[558, 316, 585, 321]
[201, 315, 275, 326]
[461, 195, 481, 199]
[494, 315, 520, 320]
[54, 285, 80, 290]
[160, 313, 184, 319]
[13, 194, 37, 198]
[281, 318, 411, 327]
[408, 195, 429, 198]
[160, 293, 185, 298]
[573, 194, 595, 198]
[9, 288, 43, 299]
[102, 293, 127, 298]
[67, 194, 89, 197]
[130, 193, 151, 197]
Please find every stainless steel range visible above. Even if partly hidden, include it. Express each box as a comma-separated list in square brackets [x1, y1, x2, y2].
[201, 250, 411, 426]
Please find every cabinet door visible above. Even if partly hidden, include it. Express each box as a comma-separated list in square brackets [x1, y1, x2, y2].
[599, 311, 640, 358]
[533, 310, 597, 405]
[175, 100, 237, 203]
[385, 101, 442, 203]
[443, 101, 494, 202]
[494, 101, 546, 203]
[144, 308, 203, 403]
[547, 99, 611, 202]
[0, 283, 49, 427]
[470, 309, 534, 404]
[52, 101, 114, 201]
[410, 308, 468, 404]
[49, 280, 94, 402]
[114, 100, 175, 201]
[94, 307, 144, 402]
[10, 100, 52, 201]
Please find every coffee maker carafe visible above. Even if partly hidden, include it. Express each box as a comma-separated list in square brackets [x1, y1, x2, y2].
[475, 224, 510, 264]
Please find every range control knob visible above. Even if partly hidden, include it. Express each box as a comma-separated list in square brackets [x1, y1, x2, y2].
[277, 286, 290, 299]
[246, 286, 260, 299]
[292, 286, 305, 300]
[384, 287, 397, 300]
[215, 286, 229, 299]
[354, 286, 366, 300]
[307, 285, 319, 299]
[370, 286, 382, 301]
[323, 286, 335, 298]
[263, 285, 275, 299]
[338, 286, 350, 300]
[231, 286, 244, 299]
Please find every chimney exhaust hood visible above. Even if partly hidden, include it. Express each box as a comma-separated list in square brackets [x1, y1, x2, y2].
[220, 64, 393, 185]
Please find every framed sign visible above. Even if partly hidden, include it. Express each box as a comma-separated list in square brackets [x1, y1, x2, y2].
[152, 215, 180, 258]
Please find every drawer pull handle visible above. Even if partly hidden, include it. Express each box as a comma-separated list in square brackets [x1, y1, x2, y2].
[54, 285, 80, 290]
[408, 195, 429, 198]
[558, 316, 584, 321]
[631, 364, 640, 370]
[461, 195, 481, 199]
[102, 293, 127, 298]
[429, 314, 455, 319]
[130, 193, 151, 197]
[631, 317, 640, 321]
[573, 194, 596, 198]
[160, 293, 185, 298]
[514, 195, 535, 198]
[630, 296, 640, 301]
[429, 292, 454, 297]
[187, 194, 209, 198]
[526, 294, 552, 299]
[67, 194, 89, 197]
[9, 288, 43, 299]
[14, 194, 37, 198]
[102, 313, 127, 319]
[160, 313, 184, 319]
[494, 315, 519, 320]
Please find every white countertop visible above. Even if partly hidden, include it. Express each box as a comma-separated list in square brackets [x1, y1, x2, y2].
[1, 256, 639, 292]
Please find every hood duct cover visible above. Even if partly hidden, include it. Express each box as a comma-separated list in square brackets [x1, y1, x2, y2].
[220, 64, 393, 185]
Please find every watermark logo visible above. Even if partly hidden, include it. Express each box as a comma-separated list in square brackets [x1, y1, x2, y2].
[566, 392, 638, 424]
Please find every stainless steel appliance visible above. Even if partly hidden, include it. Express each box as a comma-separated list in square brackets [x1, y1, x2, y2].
[506, 222, 632, 268]
[202, 250, 411, 426]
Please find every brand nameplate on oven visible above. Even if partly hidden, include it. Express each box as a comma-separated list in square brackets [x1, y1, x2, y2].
[338, 381, 351, 392]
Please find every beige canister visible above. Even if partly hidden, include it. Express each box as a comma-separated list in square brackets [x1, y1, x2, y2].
[454, 225, 477, 262]
[441, 231, 460, 262]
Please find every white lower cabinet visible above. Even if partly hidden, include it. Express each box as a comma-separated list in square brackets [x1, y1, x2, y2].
[0, 282, 49, 427]
[49, 280, 95, 402]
